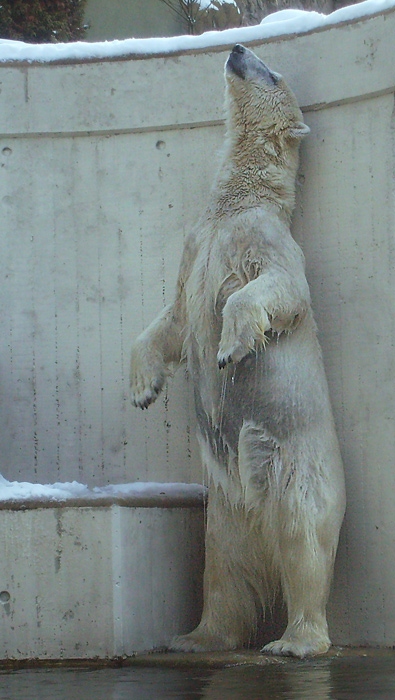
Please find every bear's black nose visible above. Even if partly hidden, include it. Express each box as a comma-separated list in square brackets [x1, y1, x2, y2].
[232, 44, 245, 54]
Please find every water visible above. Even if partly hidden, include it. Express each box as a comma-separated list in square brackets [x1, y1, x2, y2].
[1, 655, 395, 700]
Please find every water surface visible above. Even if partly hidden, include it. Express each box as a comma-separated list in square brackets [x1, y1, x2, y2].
[1, 655, 394, 700]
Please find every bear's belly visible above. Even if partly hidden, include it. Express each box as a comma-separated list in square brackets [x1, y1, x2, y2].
[189, 325, 329, 457]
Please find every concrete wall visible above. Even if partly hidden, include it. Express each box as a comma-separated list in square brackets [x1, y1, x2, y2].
[0, 500, 204, 659]
[0, 8, 394, 652]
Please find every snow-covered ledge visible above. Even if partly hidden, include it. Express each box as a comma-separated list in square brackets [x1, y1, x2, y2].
[0, 0, 393, 62]
[0, 477, 206, 510]
[0, 481, 205, 660]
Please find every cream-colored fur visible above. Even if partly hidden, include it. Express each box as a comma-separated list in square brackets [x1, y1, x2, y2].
[130, 45, 346, 658]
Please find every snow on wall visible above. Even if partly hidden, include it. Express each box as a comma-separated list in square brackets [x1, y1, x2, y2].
[0, 0, 394, 63]
[0, 475, 206, 504]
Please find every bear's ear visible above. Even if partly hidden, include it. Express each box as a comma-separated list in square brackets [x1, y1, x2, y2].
[289, 122, 310, 140]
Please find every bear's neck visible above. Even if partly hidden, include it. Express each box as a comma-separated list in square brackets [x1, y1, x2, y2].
[211, 130, 300, 224]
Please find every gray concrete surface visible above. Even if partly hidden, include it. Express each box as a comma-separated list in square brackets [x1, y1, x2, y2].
[0, 503, 204, 659]
[0, 9, 394, 655]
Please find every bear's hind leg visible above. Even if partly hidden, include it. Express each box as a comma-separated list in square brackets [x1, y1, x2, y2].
[263, 533, 333, 658]
[170, 485, 264, 652]
[263, 482, 343, 658]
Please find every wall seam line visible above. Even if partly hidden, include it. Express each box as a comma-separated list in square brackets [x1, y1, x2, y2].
[1, 87, 394, 141]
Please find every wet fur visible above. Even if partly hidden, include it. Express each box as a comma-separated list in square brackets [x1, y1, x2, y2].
[130, 45, 346, 658]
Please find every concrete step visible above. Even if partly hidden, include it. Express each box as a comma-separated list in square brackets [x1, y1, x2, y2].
[0, 485, 205, 661]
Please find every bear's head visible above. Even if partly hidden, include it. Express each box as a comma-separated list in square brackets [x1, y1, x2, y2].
[225, 44, 309, 142]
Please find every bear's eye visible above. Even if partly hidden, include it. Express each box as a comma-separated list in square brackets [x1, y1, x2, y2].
[270, 73, 279, 86]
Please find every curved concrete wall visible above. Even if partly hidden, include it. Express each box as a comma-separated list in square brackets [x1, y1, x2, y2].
[0, 9, 394, 648]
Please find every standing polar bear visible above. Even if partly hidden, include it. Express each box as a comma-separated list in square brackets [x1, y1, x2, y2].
[130, 44, 346, 658]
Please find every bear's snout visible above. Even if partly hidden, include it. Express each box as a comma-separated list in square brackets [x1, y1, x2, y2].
[227, 45, 280, 88]
[226, 45, 247, 80]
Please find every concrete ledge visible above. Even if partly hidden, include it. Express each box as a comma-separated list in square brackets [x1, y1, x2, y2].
[0, 499, 204, 660]
[0, 487, 207, 511]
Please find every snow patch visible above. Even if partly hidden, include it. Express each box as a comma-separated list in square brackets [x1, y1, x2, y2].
[197, 0, 239, 8]
[0, 0, 393, 63]
[0, 474, 206, 503]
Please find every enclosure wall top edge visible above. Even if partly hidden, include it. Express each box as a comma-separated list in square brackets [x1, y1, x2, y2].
[0, 7, 393, 69]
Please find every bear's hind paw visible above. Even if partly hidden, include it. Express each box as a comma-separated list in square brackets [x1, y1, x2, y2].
[262, 635, 330, 659]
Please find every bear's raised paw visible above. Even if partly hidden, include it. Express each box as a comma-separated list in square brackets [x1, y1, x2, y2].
[129, 344, 167, 409]
[218, 290, 271, 367]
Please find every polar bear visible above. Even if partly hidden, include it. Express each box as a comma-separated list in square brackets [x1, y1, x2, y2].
[130, 44, 346, 658]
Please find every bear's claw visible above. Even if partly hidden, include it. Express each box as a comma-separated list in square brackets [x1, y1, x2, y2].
[130, 343, 169, 410]
[218, 354, 233, 369]
[130, 376, 165, 409]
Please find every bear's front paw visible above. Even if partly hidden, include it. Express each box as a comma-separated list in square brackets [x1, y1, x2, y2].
[217, 291, 270, 368]
[129, 345, 167, 409]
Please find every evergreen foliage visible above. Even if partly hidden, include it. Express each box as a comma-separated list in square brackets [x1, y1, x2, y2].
[0, 0, 87, 43]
